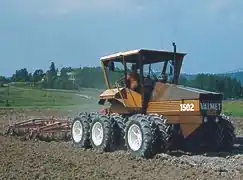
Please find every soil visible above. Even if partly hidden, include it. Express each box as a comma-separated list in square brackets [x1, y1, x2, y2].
[0, 109, 242, 180]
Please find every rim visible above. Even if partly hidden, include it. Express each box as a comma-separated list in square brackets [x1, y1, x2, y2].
[72, 120, 83, 143]
[91, 122, 104, 146]
[127, 124, 142, 151]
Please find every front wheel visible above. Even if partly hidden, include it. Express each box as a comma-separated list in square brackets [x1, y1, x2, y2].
[125, 114, 156, 158]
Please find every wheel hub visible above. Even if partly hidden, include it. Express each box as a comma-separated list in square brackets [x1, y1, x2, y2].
[72, 121, 83, 143]
[127, 124, 142, 151]
[92, 122, 104, 146]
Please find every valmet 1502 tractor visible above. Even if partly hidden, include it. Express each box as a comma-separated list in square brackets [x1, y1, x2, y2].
[70, 43, 236, 158]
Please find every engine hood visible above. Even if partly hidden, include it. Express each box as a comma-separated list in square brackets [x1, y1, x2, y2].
[149, 82, 223, 101]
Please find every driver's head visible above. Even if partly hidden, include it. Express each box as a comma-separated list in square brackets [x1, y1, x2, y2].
[161, 73, 167, 82]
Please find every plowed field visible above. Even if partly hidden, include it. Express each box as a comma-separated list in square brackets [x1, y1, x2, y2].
[0, 109, 242, 180]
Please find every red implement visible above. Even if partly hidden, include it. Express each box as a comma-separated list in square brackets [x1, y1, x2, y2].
[4, 117, 71, 141]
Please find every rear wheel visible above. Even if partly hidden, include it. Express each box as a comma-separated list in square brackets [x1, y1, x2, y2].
[191, 115, 236, 152]
[214, 115, 236, 151]
[71, 113, 91, 149]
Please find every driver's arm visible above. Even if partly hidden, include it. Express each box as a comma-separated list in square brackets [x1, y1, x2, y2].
[127, 73, 138, 90]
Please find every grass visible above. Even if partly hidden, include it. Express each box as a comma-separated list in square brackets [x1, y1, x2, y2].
[0, 86, 103, 113]
[0, 86, 242, 117]
[222, 100, 243, 117]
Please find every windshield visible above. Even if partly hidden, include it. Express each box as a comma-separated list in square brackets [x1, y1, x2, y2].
[105, 59, 174, 87]
[143, 60, 174, 83]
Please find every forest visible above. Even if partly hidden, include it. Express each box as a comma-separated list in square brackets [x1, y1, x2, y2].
[0, 62, 242, 99]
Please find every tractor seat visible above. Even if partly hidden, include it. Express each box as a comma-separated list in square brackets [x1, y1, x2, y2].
[144, 77, 154, 87]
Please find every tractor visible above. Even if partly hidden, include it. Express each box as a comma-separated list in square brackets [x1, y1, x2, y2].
[71, 43, 236, 157]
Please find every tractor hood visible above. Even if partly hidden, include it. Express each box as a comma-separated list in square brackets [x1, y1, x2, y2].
[150, 82, 223, 102]
[149, 82, 223, 115]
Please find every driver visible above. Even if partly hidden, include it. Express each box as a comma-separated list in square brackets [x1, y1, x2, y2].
[161, 73, 167, 83]
[127, 64, 139, 91]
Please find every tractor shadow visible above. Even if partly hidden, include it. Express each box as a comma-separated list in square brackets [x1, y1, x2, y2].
[167, 136, 243, 158]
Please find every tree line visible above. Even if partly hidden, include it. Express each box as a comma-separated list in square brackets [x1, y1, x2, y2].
[0, 62, 242, 99]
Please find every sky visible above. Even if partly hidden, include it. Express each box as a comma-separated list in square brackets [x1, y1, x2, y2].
[0, 0, 243, 76]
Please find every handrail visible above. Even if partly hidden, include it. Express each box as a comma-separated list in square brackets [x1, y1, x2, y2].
[115, 82, 127, 107]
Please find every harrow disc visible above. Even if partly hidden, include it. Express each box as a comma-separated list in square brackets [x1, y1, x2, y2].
[4, 117, 71, 142]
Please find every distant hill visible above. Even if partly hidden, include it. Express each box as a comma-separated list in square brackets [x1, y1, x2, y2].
[221, 71, 243, 84]
[181, 70, 243, 84]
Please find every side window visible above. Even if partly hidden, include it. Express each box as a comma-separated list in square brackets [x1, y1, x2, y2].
[106, 61, 124, 86]
[144, 62, 164, 80]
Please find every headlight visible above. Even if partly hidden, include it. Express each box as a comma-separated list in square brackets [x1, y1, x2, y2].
[215, 117, 219, 123]
[203, 116, 208, 123]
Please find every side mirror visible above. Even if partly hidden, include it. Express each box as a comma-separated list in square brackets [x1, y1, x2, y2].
[108, 61, 115, 71]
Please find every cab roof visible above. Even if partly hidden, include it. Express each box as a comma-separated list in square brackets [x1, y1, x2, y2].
[100, 49, 186, 64]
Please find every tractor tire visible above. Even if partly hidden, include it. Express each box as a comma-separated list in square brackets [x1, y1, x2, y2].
[110, 113, 126, 150]
[148, 114, 172, 153]
[197, 115, 236, 152]
[214, 115, 236, 151]
[90, 114, 116, 152]
[71, 113, 91, 149]
[125, 114, 157, 158]
[88, 112, 100, 122]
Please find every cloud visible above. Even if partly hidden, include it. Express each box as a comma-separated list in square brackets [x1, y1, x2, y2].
[39, 0, 125, 14]
[2, 0, 243, 26]
[4, 0, 242, 20]
[208, 0, 231, 11]
[10, 0, 145, 15]
[206, 0, 243, 24]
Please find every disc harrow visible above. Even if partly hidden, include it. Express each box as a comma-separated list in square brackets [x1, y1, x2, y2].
[4, 117, 71, 142]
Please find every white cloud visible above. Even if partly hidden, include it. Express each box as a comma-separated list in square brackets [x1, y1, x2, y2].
[3, 0, 243, 25]
[40, 0, 123, 14]
[15, 0, 145, 15]
[208, 0, 231, 12]
[206, 0, 243, 23]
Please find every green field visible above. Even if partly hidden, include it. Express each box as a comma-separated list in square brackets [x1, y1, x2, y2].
[223, 100, 243, 117]
[0, 86, 103, 113]
[0, 86, 242, 117]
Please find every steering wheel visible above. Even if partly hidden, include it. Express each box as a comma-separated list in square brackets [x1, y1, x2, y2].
[158, 74, 168, 83]
[113, 75, 125, 88]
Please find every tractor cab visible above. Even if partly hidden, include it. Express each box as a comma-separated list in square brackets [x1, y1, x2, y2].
[106, 56, 174, 92]
[100, 43, 186, 93]
[98, 43, 187, 113]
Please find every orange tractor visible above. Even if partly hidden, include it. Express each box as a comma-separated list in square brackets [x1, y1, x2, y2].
[70, 43, 236, 157]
